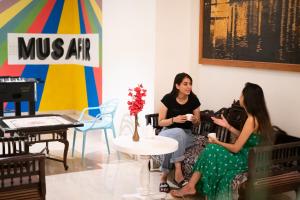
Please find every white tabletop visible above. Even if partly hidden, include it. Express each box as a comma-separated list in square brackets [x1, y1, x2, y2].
[113, 135, 178, 156]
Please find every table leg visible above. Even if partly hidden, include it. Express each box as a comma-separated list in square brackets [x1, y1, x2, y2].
[35, 131, 70, 170]
[46, 142, 49, 154]
[122, 155, 166, 200]
[62, 134, 69, 170]
[137, 155, 150, 195]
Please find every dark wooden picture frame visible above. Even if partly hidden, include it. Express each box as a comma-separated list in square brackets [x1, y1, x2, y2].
[199, 0, 300, 72]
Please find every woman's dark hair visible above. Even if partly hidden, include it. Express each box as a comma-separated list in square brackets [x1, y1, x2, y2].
[170, 72, 196, 98]
[242, 82, 273, 144]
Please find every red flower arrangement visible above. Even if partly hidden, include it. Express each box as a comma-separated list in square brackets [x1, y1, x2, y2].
[127, 84, 147, 116]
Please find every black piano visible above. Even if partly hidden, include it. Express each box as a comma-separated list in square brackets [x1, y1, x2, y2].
[0, 76, 37, 116]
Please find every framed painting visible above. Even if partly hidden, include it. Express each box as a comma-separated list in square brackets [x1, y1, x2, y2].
[199, 0, 300, 72]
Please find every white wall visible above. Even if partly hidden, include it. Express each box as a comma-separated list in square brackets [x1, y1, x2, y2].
[102, 0, 155, 134]
[102, 0, 300, 136]
[155, 0, 300, 136]
[154, 0, 195, 107]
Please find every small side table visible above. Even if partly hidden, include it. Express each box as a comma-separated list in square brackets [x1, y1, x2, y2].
[113, 135, 178, 200]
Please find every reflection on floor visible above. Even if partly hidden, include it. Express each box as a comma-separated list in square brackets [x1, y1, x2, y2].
[33, 129, 175, 200]
[29, 113, 296, 200]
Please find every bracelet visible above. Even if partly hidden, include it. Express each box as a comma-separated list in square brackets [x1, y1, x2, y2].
[171, 117, 174, 124]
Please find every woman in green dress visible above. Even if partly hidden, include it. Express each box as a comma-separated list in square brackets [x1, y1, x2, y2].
[170, 82, 273, 200]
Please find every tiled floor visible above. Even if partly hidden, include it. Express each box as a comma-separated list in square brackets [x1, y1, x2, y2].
[35, 128, 175, 200]
[29, 112, 296, 200]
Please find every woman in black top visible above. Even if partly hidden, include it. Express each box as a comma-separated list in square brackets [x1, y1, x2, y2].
[158, 72, 201, 193]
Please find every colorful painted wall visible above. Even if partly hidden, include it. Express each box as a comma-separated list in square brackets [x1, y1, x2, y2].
[0, 0, 102, 116]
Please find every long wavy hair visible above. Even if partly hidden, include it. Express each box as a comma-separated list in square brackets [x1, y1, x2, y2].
[170, 72, 196, 98]
[242, 82, 273, 144]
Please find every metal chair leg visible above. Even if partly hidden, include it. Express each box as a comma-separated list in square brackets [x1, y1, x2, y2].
[112, 123, 116, 138]
[72, 130, 77, 157]
[104, 129, 110, 154]
[82, 132, 87, 159]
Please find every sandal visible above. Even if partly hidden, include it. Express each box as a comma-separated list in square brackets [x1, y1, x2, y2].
[173, 179, 188, 188]
[159, 182, 170, 193]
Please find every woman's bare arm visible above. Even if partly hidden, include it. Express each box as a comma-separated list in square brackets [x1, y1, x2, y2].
[211, 115, 240, 136]
[158, 103, 172, 127]
[192, 106, 200, 126]
[158, 103, 188, 127]
[212, 116, 256, 153]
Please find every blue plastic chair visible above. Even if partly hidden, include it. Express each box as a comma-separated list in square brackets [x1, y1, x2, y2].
[72, 99, 119, 159]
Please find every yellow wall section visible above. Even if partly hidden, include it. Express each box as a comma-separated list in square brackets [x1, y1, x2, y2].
[39, 0, 88, 111]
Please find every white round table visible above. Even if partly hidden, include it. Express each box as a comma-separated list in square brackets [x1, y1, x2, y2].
[113, 135, 178, 200]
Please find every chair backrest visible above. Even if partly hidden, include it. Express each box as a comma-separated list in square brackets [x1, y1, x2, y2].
[144, 101, 245, 142]
[248, 141, 300, 179]
[145, 113, 160, 129]
[0, 136, 29, 158]
[99, 99, 119, 119]
[194, 111, 230, 143]
[119, 114, 134, 136]
[102, 98, 119, 106]
[0, 153, 46, 200]
[191, 110, 214, 135]
[145, 111, 218, 136]
[82, 99, 119, 118]
[0, 136, 46, 200]
[273, 126, 300, 144]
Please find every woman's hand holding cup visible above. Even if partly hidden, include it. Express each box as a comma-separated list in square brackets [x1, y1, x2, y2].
[185, 114, 193, 121]
[173, 114, 195, 123]
[208, 132, 218, 143]
[173, 115, 187, 123]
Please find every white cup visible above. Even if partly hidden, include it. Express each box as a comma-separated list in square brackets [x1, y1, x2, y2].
[208, 132, 217, 140]
[185, 114, 193, 121]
